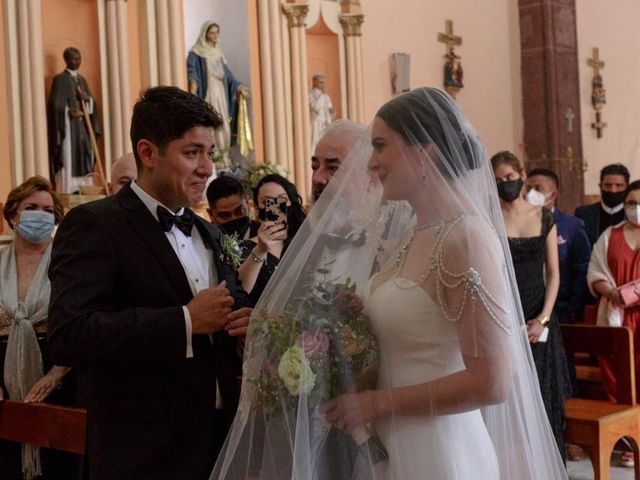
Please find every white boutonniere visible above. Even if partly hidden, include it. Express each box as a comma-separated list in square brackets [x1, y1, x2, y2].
[220, 233, 243, 269]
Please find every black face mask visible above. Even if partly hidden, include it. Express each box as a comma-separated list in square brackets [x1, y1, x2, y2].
[601, 190, 626, 209]
[497, 179, 523, 203]
[220, 216, 251, 238]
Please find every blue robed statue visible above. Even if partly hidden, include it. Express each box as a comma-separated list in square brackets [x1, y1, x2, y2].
[187, 21, 252, 160]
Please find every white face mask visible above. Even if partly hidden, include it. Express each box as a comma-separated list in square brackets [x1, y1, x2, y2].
[525, 188, 551, 208]
[626, 205, 640, 225]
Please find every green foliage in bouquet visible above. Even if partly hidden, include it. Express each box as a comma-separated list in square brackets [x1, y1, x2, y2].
[248, 264, 378, 416]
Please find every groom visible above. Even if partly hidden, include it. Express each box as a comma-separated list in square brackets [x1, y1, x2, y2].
[48, 86, 251, 480]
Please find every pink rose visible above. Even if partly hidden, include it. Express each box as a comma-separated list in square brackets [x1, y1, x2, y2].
[296, 331, 330, 359]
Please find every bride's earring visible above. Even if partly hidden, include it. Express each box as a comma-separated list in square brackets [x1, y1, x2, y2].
[421, 159, 428, 184]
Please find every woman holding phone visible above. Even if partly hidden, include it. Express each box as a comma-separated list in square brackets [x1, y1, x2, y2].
[237, 174, 306, 303]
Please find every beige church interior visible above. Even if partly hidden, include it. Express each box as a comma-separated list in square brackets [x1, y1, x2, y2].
[3, 3, 640, 479]
[0, 0, 638, 224]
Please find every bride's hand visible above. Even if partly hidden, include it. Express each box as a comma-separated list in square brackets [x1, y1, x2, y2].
[321, 390, 386, 434]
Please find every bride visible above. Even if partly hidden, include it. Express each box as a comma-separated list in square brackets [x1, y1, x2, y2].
[210, 88, 567, 479]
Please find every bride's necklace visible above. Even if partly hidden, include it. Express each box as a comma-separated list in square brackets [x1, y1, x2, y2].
[394, 215, 466, 285]
[394, 221, 443, 284]
[413, 219, 445, 233]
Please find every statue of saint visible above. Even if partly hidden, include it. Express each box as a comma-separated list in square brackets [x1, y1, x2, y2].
[592, 74, 606, 111]
[187, 21, 250, 163]
[443, 48, 464, 96]
[309, 73, 334, 151]
[48, 47, 100, 194]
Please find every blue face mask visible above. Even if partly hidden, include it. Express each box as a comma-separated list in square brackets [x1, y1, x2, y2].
[16, 210, 55, 244]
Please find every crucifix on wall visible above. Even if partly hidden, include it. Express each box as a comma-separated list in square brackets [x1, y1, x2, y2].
[564, 108, 574, 133]
[587, 47, 607, 138]
[437, 20, 463, 97]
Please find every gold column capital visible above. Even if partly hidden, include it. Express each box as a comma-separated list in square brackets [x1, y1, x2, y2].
[282, 4, 309, 28]
[339, 14, 364, 37]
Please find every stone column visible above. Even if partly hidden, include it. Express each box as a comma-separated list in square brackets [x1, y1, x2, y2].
[257, 0, 290, 171]
[145, 0, 186, 89]
[339, 14, 365, 123]
[283, 2, 311, 202]
[519, 0, 584, 211]
[5, 0, 49, 184]
[100, 0, 131, 168]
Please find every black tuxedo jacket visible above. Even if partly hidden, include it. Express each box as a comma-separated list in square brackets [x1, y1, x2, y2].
[48, 185, 248, 480]
[574, 202, 601, 247]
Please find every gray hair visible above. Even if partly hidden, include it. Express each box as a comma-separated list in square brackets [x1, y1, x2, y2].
[318, 119, 367, 146]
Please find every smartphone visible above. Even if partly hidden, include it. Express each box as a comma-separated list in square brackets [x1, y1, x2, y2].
[263, 197, 288, 227]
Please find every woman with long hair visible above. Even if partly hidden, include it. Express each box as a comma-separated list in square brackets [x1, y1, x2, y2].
[236, 174, 306, 304]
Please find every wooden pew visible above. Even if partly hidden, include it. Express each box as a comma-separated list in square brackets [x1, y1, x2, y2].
[0, 400, 86, 454]
[562, 324, 640, 480]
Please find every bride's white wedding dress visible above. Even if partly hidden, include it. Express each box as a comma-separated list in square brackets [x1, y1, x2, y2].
[364, 276, 500, 480]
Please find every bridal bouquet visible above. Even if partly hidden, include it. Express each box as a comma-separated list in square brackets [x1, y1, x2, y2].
[248, 268, 388, 463]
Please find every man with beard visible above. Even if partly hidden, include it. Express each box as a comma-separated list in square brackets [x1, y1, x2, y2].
[309, 119, 371, 480]
[311, 120, 366, 202]
[575, 163, 630, 247]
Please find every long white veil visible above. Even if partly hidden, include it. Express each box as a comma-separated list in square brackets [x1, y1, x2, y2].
[211, 87, 567, 479]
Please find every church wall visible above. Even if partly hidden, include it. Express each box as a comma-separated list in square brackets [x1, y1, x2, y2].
[0, 3, 12, 207]
[360, 0, 523, 157]
[576, 0, 640, 195]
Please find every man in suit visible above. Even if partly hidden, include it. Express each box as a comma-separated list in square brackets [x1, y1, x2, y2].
[527, 168, 591, 324]
[206, 175, 259, 239]
[48, 86, 251, 480]
[574, 163, 630, 247]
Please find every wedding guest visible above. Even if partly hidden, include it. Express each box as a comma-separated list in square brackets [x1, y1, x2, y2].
[492, 151, 570, 462]
[587, 179, 640, 468]
[237, 174, 306, 304]
[109, 152, 137, 195]
[311, 120, 366, 201]
[206, 175, 258, 239]
[575, 163, 630, 247]
[48, 86, 252, 480]
[0, 176, 75, 480]
[526, 168, 591, 324]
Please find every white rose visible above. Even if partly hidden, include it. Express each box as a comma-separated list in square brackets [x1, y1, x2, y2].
[278, 346, 316, 396]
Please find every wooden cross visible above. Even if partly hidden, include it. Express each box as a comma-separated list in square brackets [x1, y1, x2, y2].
[591, 111, 607, 138]
[587, 47, 605, 77]
[437, 20, 462, 55]
[564, 108, 575, 133]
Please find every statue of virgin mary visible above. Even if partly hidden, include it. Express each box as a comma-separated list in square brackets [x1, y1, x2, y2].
[187, 21, 252, 162]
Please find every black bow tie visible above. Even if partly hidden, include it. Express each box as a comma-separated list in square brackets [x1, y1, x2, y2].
[157, 206, 195, 237]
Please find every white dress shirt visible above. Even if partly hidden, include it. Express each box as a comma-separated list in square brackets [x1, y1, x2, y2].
[600, 201, 624, 215]
[130, 181, 217, 358]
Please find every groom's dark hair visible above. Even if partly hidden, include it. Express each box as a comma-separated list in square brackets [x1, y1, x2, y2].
[130, 86, 223, 168]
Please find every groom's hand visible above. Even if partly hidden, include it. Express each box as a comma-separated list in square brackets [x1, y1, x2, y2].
[225, 307, 252, 340]
[188, 281, 235, 334]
